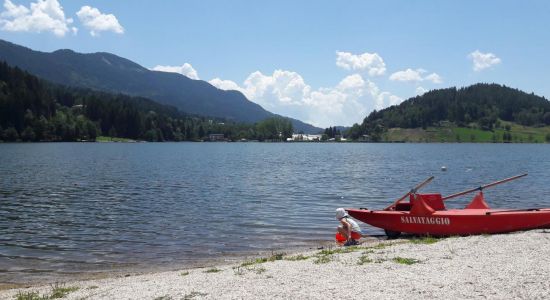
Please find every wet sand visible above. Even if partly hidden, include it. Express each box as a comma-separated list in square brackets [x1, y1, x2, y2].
[1, 230, 549, 299]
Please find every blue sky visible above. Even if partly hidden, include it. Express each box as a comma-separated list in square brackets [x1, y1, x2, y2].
[0, 0, 549, 127]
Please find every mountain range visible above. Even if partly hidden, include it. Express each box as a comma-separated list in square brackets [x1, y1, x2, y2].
[0, 39, 321, 133]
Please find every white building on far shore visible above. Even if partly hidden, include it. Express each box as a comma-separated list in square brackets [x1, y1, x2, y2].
[287, 134, 322, 141]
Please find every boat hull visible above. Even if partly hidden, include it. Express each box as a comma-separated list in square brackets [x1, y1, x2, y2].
[346, 208, 550, 236]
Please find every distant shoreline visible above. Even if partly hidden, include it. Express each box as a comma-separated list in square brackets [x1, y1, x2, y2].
[1, 140, 549, 144]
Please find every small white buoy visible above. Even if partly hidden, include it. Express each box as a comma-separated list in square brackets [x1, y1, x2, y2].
[441, 166, 447, 171]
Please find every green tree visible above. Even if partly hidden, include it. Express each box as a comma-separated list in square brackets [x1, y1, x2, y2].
[3, 127, 19, 141]
[21, 126, 36, 141]
[144, 129, 158, 141]
[108, 126, 118, 138]
[198, 125, 205, 139]
[347, 123, 362, 140]
[255, 117, 293, 141]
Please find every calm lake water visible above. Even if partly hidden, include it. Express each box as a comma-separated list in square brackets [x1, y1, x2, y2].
[1, 142, 550, 285]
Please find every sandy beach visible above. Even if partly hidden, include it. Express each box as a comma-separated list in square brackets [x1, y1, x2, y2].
[2, 229, 549, 300]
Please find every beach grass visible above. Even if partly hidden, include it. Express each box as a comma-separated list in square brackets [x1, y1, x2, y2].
[252, 266, 267, 274]
[183, 291, 208, 300]
[357, 255, 373, 265]
[285, 254, 310, 261]
[15, 291, 45, 300]
[410, 236, 440, 244]
[317, 246, 360, 255]
[180, 271, 190, 277]
[15, 284, 79, 300]
[392, 257, 420, 265]
[365, 241, 405, 250]
[205, 268, 221, 273]
[313, 255, 332, 264]
[49, 284, 78, 299]
[240, 252, 285, 267]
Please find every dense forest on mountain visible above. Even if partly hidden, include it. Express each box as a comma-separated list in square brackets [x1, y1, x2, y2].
[347, 84, 550, 141]
[0, 62, 292, 142]
[0, 39, 320, 134]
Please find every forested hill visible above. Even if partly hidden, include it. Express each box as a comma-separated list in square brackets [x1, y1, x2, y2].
[0, 61, 293, 142]
[348, 83, 550, 139]
[0, 39, 320, 134]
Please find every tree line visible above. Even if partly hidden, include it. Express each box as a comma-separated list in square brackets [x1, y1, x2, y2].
[347, 83, 550, 141]
[0, 61, 292, 142]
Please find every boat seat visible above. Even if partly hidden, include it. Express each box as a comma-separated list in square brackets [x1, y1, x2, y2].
[411, 193, 446, 211]
[395, 203, 412, 211]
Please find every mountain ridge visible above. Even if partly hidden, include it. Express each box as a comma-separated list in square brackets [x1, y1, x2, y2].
[0, 39, 321, 133]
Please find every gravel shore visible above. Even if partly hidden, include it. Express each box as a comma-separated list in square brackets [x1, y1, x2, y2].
[2, 229, 549, 300]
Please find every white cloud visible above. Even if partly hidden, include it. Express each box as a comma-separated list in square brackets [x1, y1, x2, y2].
[374, 92, 403, 110]
[425, 73, 442, 84]
[389, 68, 424, 82]
[416, 86, 427, 95]
[151, 63, 199, 80]
[76, 5, 123, 37]
[337, 73, 365, 96]
[336, 51, 386, 76]
[209, 70, 401, 127]
[468, 50, 501, 72]
[0, 0, 73, 37]
[209, 78, 242, 91]
[242, 70, 310, 107]
[389, 68, 443, 84]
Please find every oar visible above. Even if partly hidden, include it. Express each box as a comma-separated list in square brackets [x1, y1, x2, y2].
[385, 176, 434, 210]
[442, 173, 528, 201]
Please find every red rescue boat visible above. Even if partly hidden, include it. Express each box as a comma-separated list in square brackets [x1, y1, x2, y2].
[346, 174, 550, 238]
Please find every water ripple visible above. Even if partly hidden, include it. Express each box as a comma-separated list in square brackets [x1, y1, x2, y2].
[1, 143, 549, 284]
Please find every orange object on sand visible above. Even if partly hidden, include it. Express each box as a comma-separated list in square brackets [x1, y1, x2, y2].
[335, 232, 361, 242]
[335, 232, 346, 242]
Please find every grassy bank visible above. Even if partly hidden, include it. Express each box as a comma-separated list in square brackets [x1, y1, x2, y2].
[95, 136, 137, 143]
[382, 122, 550, 143]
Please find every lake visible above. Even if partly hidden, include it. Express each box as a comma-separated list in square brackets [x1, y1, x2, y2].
[1, 142, 549, 286]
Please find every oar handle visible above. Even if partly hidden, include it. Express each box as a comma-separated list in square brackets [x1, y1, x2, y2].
[442, 173, 527, 201]
[385, 176, 434, 210]
[412, 176, 435, 194]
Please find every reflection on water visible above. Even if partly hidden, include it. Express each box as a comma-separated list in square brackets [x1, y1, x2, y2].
[1, 142, 549, 284]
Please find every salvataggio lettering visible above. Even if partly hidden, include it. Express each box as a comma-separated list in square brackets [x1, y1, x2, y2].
[400, 216, 451, 225]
